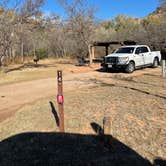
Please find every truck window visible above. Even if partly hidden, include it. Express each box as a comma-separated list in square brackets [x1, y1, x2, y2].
[135, 47, 149, 54]
[140, 47, 149, 53]
[115, 47, 134, 54]
[135, 47, 141, 54]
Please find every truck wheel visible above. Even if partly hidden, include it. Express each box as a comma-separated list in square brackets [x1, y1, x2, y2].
[125, 61, 135, 73]
[152, 57, 158, 68]
[103, 65, 108, 72]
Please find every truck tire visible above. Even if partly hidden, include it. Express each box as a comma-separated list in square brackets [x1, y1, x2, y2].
[103, 65, 108, 72]
[125, 61, 135, 73]
[152, 57, 158, 68]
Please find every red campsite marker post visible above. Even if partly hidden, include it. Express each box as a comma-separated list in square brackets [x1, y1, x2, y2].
[57, 70, 65, 132]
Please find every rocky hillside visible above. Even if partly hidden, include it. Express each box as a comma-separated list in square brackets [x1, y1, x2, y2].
[151, 5, 166, 17]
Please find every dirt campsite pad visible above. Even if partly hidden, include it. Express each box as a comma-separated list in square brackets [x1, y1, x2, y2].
[0, 61, 166, 165]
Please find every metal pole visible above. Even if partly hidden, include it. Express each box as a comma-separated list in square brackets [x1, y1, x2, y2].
[57, 70, 65, 132]
[162, 60, 165, 78]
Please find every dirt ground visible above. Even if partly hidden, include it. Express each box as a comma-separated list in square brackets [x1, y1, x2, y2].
[0, 60, 166, 165]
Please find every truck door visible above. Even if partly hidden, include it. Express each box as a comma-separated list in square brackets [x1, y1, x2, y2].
[140, 47, 151, 65]
[135, 47, 144, 66]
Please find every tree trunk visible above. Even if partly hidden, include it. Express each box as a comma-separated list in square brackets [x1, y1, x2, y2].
[0, 58, 2, 67]
[33, 44, 36, 58]
[21, 42, 24, 63]
[0, 56, 4, 67]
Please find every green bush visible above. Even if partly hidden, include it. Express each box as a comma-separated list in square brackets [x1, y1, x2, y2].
[35, 49, 48, 59]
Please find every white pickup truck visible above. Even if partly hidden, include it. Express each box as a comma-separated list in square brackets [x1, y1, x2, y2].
[102, 45, 161, 73]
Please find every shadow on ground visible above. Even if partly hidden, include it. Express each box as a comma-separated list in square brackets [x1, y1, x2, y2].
[0, 104, 165, 166]
[96, 67, 125, 74]
[5, 62, 57, 73]
[50, 101, 59, 127]
[0, 132, 152, 166]
[1, 125, 165, 165]
[96, 66, 153, 74]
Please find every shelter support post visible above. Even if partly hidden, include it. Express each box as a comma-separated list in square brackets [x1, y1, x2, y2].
[105, 46, 109, 56]
[89, 45, 95, 65]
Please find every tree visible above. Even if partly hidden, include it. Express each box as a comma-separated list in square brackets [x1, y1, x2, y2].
[160, 0, 166, 5]
[0, 8, 17, 66]
[140, 10, 166, 59]
[58, 0, 96, 57]
[113, 15, 141, 41]
[15, 0, 45, 63]
[43, 14, 68, 57]
[0, 0, 46, 66]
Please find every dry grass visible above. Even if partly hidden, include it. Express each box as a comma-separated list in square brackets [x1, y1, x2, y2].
[0, 58, 92, 86]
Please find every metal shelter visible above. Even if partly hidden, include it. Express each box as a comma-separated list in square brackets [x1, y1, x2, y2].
[89, 40, 136, 65]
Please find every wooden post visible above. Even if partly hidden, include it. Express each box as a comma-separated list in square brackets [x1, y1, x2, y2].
[89, 45, 95, 66]
[57, 70, 65, 132]
[89, 45, 92, 65]
[92, 46, 95, 60]
[103, 117, 112, 135]
[162, 60, 165, 78]
[105, 46, 109, 56]
[103, 117, 113, 149]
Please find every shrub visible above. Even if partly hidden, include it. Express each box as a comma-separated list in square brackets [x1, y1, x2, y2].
[35, 49, 48, 59]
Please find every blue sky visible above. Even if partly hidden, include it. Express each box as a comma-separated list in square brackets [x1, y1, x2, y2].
[42, 0, 160, 19]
